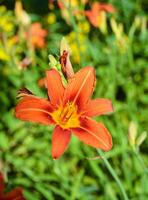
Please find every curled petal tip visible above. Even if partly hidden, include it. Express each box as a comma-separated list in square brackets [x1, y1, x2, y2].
[17, 88, 34, 99]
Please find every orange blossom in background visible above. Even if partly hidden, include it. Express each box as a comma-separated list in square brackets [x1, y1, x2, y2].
[85, 2, 115, 27]
[26, 22, 47, 49]
[0, 173, 25, 200]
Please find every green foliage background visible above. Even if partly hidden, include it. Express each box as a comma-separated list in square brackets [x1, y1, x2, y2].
[0, 0, 147, 199]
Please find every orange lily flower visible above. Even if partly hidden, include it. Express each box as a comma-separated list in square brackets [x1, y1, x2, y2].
[15, 66, 113, 159]
[0, 173, 25, 200]
[85, 2, 115, 27]
[26, 22, 47, 49]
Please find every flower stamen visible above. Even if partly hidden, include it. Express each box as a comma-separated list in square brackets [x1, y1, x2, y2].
[51, 102, 80, 129]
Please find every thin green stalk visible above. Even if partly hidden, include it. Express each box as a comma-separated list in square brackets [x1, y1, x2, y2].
[1, 32, 18, 68]
[61, 0, 83, 65]
[134, 148, 148, 174]
[97, 149, 129, 200]
[70, 169, 84, 200]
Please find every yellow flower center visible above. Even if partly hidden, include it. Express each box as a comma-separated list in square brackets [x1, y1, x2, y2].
[51, 102, 80, 129]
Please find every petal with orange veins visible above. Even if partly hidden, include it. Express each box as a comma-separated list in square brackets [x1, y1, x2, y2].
[4, 187, 25, 200]
[71, 117, 112, 151]
[51, 126, 71, 159]
[82, 98, 114, 117]
[46, 69, 65, 105]
[15, 96, 54, 125]
[64, 66, 95, 109]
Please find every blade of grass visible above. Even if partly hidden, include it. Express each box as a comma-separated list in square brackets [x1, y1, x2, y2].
[97, 149, 129, 200]
[70, 169, 84, 200]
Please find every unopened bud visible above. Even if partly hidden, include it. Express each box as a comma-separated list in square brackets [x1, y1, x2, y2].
[134, 16, 141, 28]
[60, 37, 74, 79]
[48, 54, 58, 67]
[136, 131, 147, 147]
[128, 121, 137, 147]
[15, 0, 30, 26]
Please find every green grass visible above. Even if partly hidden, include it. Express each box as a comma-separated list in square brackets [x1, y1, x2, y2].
[0, 0, 148, 199]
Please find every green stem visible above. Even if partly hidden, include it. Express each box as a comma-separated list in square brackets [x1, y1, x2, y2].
[134, 148, 148, 174]
[97, 149, 129, 200]
[61, 0, 83, 65]
[1, 32, 17, 68]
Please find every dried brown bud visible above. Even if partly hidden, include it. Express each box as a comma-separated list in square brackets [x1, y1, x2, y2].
[60, 50, 74, 79]
[17, 88, 34, 99]
[60, 38, 74, 80]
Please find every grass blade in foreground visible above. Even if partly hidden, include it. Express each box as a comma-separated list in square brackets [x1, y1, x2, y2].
[97, 149, 129, 200]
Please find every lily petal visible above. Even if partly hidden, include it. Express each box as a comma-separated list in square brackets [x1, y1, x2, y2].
[4, 187, 24, 200]
[46, 69, 65, 105]
[82, 98, 114, 117]
[98, 3, 115, 13]
[64, 66, 95, 108]
[71, 117, 112, 151]
[51, 126, 71, 159]
[15, 96, 54, 125]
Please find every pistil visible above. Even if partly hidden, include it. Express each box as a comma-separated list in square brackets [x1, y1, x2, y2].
[51, 102, 80, 129]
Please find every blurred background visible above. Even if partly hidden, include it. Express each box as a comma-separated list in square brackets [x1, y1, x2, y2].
[0, 0, 147, 199]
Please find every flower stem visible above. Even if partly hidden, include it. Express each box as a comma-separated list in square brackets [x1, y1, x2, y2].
[61, 0, 83, 65]
[97, 149, 129, 200]
[134, 148, 148, 174]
